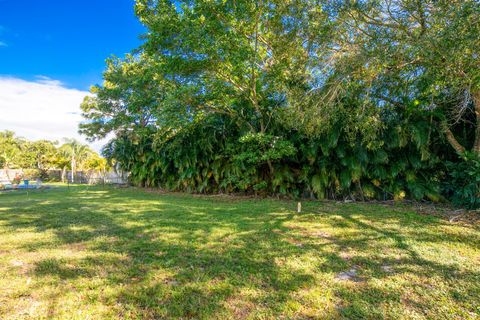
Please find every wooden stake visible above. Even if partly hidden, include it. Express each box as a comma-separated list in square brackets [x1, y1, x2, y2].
[297, 202, 302, 213]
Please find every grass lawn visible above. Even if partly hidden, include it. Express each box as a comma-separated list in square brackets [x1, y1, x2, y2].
[0, 186, 479, 319]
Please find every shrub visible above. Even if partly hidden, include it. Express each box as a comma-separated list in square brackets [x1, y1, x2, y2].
[444, 152, 480, 209]
[23, 169, 43, 180]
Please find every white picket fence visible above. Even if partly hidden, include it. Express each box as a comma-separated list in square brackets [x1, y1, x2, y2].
[0, 169, 127, 185]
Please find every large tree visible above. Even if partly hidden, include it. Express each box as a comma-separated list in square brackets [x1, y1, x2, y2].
[82, 0, 333, 176]
[329, 0, 480, 156]
[79, 0, 478, 206]
[136, 0, 334, 131]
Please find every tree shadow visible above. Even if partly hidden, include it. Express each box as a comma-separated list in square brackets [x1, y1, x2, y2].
[299, 207, 480, 318]
[1, 187, 324, 318]
[1, 186, 479, 318]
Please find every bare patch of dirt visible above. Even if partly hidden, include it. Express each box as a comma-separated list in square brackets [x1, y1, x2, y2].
[67, 242, 86, 251]
[225, 296, 255, 319]
[339, 251, 353, 261]
[163, 278, 179, 286]
[335, 266, 364, 282]
[284, 237, 304, 247]
[10, 259, 30, 275]
[381, 265, 394, 273]
[306, 230, 334, 240]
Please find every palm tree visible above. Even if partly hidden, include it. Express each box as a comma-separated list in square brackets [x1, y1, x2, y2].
[59, 139, 92, 183]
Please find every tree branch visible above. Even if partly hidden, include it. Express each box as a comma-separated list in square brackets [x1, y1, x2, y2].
[441, 121, 466, 154]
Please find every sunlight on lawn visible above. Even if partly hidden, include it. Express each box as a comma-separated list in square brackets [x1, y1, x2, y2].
[0, 186, 479, 319]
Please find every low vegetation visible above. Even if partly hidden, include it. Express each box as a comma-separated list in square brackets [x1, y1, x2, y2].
[1, 186, 479, 319]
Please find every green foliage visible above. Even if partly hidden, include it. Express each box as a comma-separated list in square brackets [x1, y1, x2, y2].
[0, 131, 60, 170]
[80, 0, 480, 208]
[0, 130, 23, 169]
[236, 133, 296, 164]
[444, 153, 480, 209]
[0, 131, 105, 175]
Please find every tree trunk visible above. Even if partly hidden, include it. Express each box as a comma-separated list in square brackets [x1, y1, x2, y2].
[71, 156, 75, 183]
[441, 121, 466, 154]
[4, 165, 10, 180]
[472, 91, 480, 155]
[61, 167, 66, 183]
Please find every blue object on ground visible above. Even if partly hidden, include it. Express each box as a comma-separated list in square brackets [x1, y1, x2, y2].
[17, 184, 37, 189]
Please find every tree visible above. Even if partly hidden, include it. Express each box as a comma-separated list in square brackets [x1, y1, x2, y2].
[134, 0, 330, 135]
[330, 0, 480, 156]
[20, 140, 58, 170]
[83, 0, 332, 177]
[0, 131, 22, 170]
[79, 0, 478, 206]
[59, 139, 93, 183]
[80, 54, 165, 141]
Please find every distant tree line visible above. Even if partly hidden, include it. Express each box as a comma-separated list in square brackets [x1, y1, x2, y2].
[80, 0, 479, 208]
[0, 131, 108, 182]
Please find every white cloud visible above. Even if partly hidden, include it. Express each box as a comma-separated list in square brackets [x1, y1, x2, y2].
[34, 75, 63, 86]
[0, 41, 7, 47]
[0, 76, 106, 152]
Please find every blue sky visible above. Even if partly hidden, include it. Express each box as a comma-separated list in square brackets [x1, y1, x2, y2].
[0, 0, 145, 150]
[0, 0, 144, 90]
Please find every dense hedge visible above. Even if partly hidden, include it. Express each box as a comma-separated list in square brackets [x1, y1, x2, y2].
[103, 111, 479, 207]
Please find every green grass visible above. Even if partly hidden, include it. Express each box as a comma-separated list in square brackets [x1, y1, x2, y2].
[0, 186, 479, 319]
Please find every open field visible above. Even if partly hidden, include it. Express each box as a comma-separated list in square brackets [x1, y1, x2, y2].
[0, 186, 479, 319]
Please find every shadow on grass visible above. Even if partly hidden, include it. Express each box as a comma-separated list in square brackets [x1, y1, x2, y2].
[1, 186, 479, 319]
